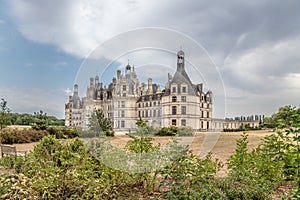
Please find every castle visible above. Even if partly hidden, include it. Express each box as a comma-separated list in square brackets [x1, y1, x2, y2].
[65, 49, 213, 131]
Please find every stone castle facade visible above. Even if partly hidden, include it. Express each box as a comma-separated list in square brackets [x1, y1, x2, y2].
[65, 49, 213, 131]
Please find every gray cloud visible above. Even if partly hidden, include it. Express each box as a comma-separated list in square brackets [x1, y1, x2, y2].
[5, 0, 300, 117]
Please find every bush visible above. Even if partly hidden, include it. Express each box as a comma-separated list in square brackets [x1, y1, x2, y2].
[156, 126, 178, 136]
[0, 129, 48, 144]
[160, 152, 224, 199]
[46, 126, 78, 139]
[177, 126, 194, 136]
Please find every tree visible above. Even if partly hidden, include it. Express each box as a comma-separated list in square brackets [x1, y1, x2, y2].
[262, 105, 300, 129]
[0, 98, 11, 129]
[31, 110, 48, 130]
[88, 109, 114, 136]
[136, 117, 147, 128]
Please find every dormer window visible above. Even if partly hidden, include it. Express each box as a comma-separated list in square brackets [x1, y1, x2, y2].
[172, 86, 176, 93]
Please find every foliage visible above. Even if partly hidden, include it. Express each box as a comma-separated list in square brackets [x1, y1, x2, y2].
[88, 109, 114, 137]
[262, 105, 300, 129]
[0, 136, 135, 199]
[126, 135, 159, 154]
[177, 126, 194, 136]
[223, 126, 261, 132]
[0, 129, 48, 144]
[46, 126, 78, 139]
[156, 126, 178, 136]
[0, 98, 11, 130]
[0, 105, 299, 199]
[160, 152, 224, 199]
[31, 110, 49, 130]
[0, 127, 78, 144]
[9, 112, 64, 126]
[136, 117, 147, 128]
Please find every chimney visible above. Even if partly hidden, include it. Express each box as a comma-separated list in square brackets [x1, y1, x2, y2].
[197, 83, 203, 92]
[73, 84, 78, 95]
[90, 78, 94, 87]
[157, 85, 161, 93]
[117, 70, 121, 79]
[148, 78, 153, 94]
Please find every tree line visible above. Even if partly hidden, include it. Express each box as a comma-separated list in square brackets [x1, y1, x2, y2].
[0, 98, 64, 129]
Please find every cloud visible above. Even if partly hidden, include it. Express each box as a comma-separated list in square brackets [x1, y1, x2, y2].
[5, 0, 300, 117]
[222, 36, 300, 94]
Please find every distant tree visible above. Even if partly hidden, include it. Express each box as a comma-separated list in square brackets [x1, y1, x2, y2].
[88, 109, 113, 136]
[31, 110, 48, 130]
[0, 98, 11, 129]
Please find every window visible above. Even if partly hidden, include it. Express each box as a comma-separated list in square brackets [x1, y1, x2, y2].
[181, 106, 186, 115]
[145, 110, 148, 117]
[172, 119, 176, 126]
[138, 111, 141, 117]
[146, 102, 148, 107]
[153, 102, 156, 106]
[181, 96, 186, 102]
[123, 85, 126, 91]
[207, 112, 209, 118]
[121, 110, 125, 117]
[153, 110, 156, 117]
[121, 120, 125, 128]
[172, 86, 176, 93]
[172, 106, 177, 115]
[150, 102, 152, 107]
[181, 119, 186, 126]
[138, 103, 141, 108]
[158, 110, 160, 116]
[201, 111, 204, 118]
[121, 101, 125, 108]
[182, 86, 186, 93]
[122, 93, 126, 97]
[172, 96, 177, 102]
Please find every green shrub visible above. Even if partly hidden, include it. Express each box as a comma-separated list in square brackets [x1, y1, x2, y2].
[104, 129, 115, 137]
[160, 152, 224, 199]
[46, 126, 79, 139]
[177, 126, 194, 136]
[0, 129, 48, 144]
[156, 126, 178, 136]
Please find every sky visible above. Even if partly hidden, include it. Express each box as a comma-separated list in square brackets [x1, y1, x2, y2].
[0, 0, 300, 119]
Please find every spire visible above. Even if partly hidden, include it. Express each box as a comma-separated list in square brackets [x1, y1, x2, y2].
[177, 48, 185, 72]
